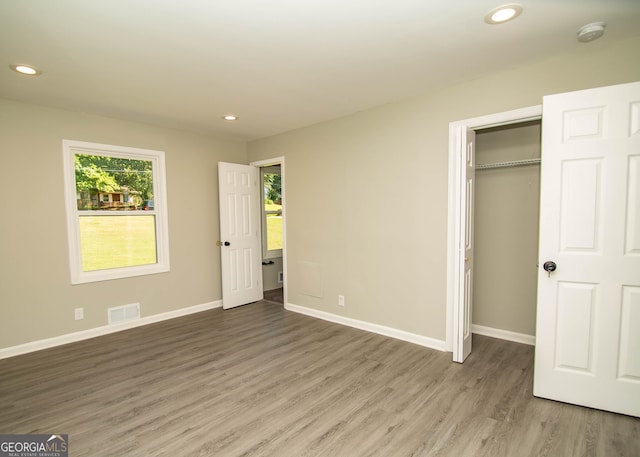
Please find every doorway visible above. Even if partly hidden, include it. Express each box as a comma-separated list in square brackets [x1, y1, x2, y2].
[473, 121, 540, 344]
[446, 105, 542, 361]
[251, 157, 287, 306]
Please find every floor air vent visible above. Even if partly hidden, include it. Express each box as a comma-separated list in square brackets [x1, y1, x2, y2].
[108, 303, 140, 324]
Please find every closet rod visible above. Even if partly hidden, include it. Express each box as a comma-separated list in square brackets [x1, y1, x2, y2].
[476, 158, 541, 170]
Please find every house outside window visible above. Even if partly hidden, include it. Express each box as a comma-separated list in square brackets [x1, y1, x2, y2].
[62, 140, 170, 284]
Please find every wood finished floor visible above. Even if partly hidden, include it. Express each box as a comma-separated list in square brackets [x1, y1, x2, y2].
[1, 301, 638, 457]
[264, 287, 284, 304]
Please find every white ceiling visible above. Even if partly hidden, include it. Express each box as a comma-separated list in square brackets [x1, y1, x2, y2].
[1, 0, 639, 141]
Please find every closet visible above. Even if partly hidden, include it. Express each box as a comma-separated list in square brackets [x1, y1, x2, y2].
[473, 120, 541, 340]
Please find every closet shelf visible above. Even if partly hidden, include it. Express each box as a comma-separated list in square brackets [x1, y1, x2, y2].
[476, 158, 541, 170]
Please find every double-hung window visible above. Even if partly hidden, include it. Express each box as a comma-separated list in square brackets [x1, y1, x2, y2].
[62, 140, 170, 284]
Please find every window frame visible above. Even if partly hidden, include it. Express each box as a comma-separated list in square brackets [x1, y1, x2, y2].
[260, 165, 283, 260]
[62, 140, 170, 284]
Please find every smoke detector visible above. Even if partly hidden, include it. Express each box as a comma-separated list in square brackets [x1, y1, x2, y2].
[577, 22, 606, 43]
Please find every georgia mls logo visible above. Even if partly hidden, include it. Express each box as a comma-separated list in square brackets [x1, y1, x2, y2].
[0, 434, 68, 457]
[46, 435, 67, 448]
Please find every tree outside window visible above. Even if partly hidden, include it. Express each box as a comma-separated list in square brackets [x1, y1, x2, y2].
[63, 140, 170, 284]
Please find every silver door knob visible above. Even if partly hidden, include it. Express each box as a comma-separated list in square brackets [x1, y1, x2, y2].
[543, 261, 557, 277]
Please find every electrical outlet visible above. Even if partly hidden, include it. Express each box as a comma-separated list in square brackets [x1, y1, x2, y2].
[338, 295, 345, 307]
[74, 307, 84, 320]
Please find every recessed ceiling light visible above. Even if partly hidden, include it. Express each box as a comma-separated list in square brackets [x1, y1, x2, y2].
[485, 4, 523, 24]
[222, 114, 239, 121]
[10, 64, 42, 76]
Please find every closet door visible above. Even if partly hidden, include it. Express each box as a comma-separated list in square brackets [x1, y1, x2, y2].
[534, 81, 640, 417]
[453, 127, 475, 363]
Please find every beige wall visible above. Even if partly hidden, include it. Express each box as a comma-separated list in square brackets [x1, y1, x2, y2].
[0, 99, 246, 349]
[247, 36, 640, 342]
[2, 36, 639, 351]
[473, 122, 541, 336]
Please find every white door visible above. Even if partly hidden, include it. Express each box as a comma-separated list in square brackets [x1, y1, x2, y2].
[534, 81, 640, 417]
[454, 127, 475, 363]
[218, 162, 264, 309]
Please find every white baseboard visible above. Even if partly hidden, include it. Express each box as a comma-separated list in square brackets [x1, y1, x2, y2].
[0, 300, 222, 360]
[285, 302, 447, 352]
[472, 324, 535, 346]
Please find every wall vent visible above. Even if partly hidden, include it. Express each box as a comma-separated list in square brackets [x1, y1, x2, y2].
[108, 303, 140, 324]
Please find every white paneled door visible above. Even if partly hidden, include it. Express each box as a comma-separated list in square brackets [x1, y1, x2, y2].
[454, 128, 476, 363]
[218, 162, 263, 309]
[534, 81, 640, 417]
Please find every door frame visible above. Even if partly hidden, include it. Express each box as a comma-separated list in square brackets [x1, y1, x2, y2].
[250, 156, 287, 306]
[446, 105, 542, 360]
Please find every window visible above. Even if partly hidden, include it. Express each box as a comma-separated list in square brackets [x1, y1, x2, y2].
[62, 140, 170, 284]
[261, 165, 282, 259]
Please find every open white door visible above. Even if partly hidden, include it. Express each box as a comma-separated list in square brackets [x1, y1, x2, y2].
[218, 162, 263, 309]
[534, 81, 640, 417]
[453, 127, 475, 363]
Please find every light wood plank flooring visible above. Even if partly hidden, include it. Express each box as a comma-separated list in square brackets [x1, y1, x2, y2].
[1, 301, 638, 456]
